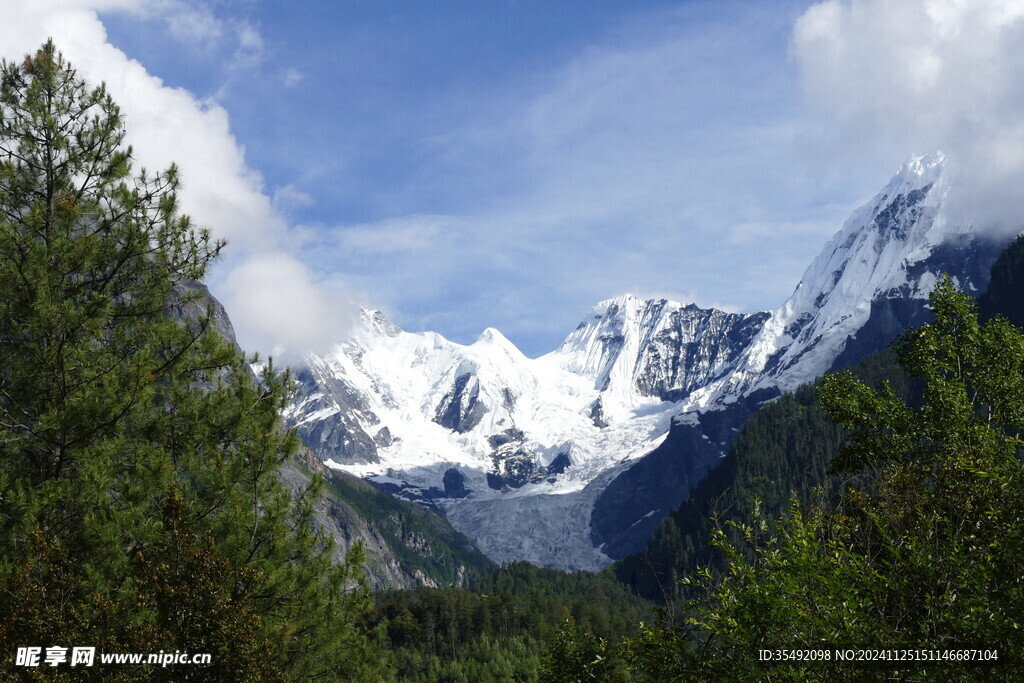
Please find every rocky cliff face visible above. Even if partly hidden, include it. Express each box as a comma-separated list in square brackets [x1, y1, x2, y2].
[290, 360, 393, 465]
[280, 448, 493, 590]
[279, 450, 412, 589]
[170, 279, 239, 345]
[551, 296, 771, 404]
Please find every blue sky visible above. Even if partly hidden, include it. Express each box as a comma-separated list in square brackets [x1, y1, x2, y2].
[5, 1, 1024, 358]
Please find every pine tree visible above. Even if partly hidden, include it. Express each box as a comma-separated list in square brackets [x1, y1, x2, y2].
[0, 41, 379, 680]
[539, 617, 619, 683]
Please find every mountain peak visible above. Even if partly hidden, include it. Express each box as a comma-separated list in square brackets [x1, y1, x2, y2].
[476, 327, 503, 342]
[880, 150, 945, 201]
[358, 308, 402, 338]
[903, 150, 944, 177]
[702, 151, 967, 404]
[592, 293, 643, 318]
[473, 327, 520, 356]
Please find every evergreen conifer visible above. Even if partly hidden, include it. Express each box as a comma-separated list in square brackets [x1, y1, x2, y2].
[0, 41, 378, 681]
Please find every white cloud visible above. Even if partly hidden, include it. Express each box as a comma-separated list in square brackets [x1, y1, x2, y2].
[338, 216, 456, 255]
[272, 184, 314, 212]
[230, 19, 264, 68]
[116, 0, 263, 67]
[152, 1, 223, 49]
[0, 1, 354, 359]
[793, 0, 1024, 234]
[283, 67, 304, 88]
[223, 254, 357, 361]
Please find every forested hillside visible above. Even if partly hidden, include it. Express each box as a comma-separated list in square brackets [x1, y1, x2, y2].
[979, 234, 1024, 326]
[613, 349, 915, 602]
[281, 450, 495, 590]
[615, 234, 1024, 605]
[370, 562, 655, 681]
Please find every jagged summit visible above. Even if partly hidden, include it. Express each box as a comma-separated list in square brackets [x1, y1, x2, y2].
[357, 307, 402, 338]
[588, 293, 649, 317]
[548, 293, 769, 411]
[684, 151, 982, 407]
[892, 150, 944, 193]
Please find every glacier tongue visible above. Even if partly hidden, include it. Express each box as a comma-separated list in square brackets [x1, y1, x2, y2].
[287, 152, 1008, 571]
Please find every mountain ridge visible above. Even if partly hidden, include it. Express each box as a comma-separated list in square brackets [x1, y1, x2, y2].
[287, 152, 1012, 570]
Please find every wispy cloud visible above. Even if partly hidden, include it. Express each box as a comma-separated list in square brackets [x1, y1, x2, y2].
[150, 1, 224, 50]
[272, 184, 314, 213]
[110, 0, 265, 72]
[337, 216, 455, 256]
[230, 19, 263, 69]
[793, 0, 1024, 235]
[282, 67, 303, 88]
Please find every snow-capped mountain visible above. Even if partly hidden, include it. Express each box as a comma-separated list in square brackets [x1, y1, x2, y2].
[286, 298, 701, 570]
[287, 153, 1009, 570]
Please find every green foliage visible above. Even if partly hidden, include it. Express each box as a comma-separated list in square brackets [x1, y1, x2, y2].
[539, 617, 620, 683]
[0, 42, 379, 680]
[615, 350, 913, 604]
[619, 619, 700, 682]
[372, 562, 655, 681]
[979, 233, 1024, 327]
[637, 277, 1024, 680]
